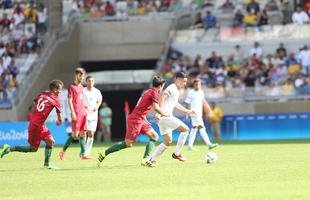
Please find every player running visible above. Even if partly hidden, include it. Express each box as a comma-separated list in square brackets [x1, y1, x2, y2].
[59, 67, 89, 160]
[97, 76, 168, 167]
[146, 72, 195, 167]
[83, 75, 102, 157]
[0, 80, 64, 170]
[185, 78, 218, 151]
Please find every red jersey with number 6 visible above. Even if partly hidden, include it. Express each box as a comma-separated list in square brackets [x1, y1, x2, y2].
[30, 91, 62, 126]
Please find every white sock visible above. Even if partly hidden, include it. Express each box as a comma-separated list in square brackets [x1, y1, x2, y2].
[174, 132, 189, 156]
[85, 137, 94, 156]
[188, 128, 198, 148]
[150, 143, 167, 161]
[199, 128, 212, 146]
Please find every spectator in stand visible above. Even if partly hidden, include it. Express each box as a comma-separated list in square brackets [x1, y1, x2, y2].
[265, 0, 278, 11]
[232, 44, 245, 64]
[192, 12, 204, 29]
[219, 0, 234, 13]
[24, 3, 38, 23]
[13, 7, 25, 28]
[258, 9, 269, 26]
[292, 5, 309, 25]
[249, 42, 263, 58]
[0, 13, 11, 33]
[288, 59, 301, 75]
[243, 10, 257, 27]
[37, 5, 47, 33]
[304, 0, 310, 16]
[203, 11, 216, 30]
[233, 9, 245, 27]
[246, 0, 260, 15]
[300, 45, 310, 75]
[103, 1, 115, 16]
[137, 1, 146, 15]
[280, 0, 291, 24]
[276, 43, 287, 60]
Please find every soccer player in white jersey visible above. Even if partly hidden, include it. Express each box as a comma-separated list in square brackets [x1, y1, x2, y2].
[84, 75, 102, 157]
[185, 78, 218, 151]
[146, 72, 195, 166]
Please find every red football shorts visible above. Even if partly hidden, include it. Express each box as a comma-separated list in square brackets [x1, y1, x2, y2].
[72, 114, 87, 132]
[28, 123, 51, 149]
[125, 117, 153, 141]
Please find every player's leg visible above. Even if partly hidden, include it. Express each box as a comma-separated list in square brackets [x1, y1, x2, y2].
[172, 122, 189, 161]
[43, 136, 58, 170]
[188, 125, 198, 151]
[1, 123, 42, 158]
[103, 123, 112, 142]
[199, 126, 218, 149]
[97, 117, 138, 167]
[85, 131, 94, 157]
[85, 120, 97, 157]
[142, 127, 159, 160]
[146, 133, 171, 167]
[78, 116, 87, 158]
[60, 119, 79, 160]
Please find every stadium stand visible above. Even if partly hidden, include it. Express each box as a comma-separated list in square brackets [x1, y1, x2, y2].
[0, 1, 46, 108]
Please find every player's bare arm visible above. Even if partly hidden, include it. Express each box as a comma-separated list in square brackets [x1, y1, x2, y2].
[176, 102, 195, 115]
[203, 99, 214, 118]
[68, 97, 76, 120]
[153, 102, 169, 117]
[56, 112, 63, 126]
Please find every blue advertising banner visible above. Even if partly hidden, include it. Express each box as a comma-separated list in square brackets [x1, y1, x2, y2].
[137, 113, 310, 142]
[0, 122, 67, 146]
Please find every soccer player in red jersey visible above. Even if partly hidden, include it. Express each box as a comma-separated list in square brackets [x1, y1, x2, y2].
[97, 76, 169, 167]
[59, 67, 89, 160]
[0, 80, 64, 170]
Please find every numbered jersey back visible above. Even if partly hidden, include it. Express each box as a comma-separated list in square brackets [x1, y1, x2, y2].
[30, 91, 62, 126]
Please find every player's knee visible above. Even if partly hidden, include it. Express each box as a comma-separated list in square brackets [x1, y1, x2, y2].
[152, 134, 159, 141]
[125, 140, 134, 148]
[164, 137, 172, 146]
[30, 146, 38, 152]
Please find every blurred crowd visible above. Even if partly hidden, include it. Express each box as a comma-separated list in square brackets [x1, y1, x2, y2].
[161, 42, 310, 97]
[192, 0, 310, 29]
[0, 0, 47, 103]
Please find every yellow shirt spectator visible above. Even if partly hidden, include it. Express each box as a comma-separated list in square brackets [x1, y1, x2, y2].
[209, 106, 223, 124]
[243, 13, 257, 25]
[24, 7, 38, 23]
[288, 63, 300, 74]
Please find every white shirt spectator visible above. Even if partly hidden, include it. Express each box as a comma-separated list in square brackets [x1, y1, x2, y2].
[300, 49, 310, 67]
[0, 63, 4, 76]
[292, 11, 309, 25]
[13, 13, 24, 26]
[38, 9, 47, 23]
[2, 55, 12, 69]
[249, 47, 263, 58]
[0, 47, 5, 57]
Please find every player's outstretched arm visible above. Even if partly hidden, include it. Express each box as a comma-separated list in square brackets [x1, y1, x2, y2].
[153, 102, 169, 117]
[176, 102, 195, 115]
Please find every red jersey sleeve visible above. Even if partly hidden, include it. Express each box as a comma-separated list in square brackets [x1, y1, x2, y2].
[151, 89, 159, 104]
[68, 84, 73, 98]
[55, 98, 62, 113]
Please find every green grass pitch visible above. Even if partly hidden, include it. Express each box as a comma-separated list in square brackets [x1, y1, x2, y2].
[1, 141, 310, 200]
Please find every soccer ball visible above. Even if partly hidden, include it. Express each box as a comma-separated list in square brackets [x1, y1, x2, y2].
[205, 152, 218, 164]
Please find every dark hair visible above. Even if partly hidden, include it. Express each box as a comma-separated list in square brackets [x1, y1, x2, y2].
[86, 75, 93, 81]
[175, 72, 187, 79]
[152, 76, 165, 87]
[75, 67, 85, 75]
[49, 80, 64, 91]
